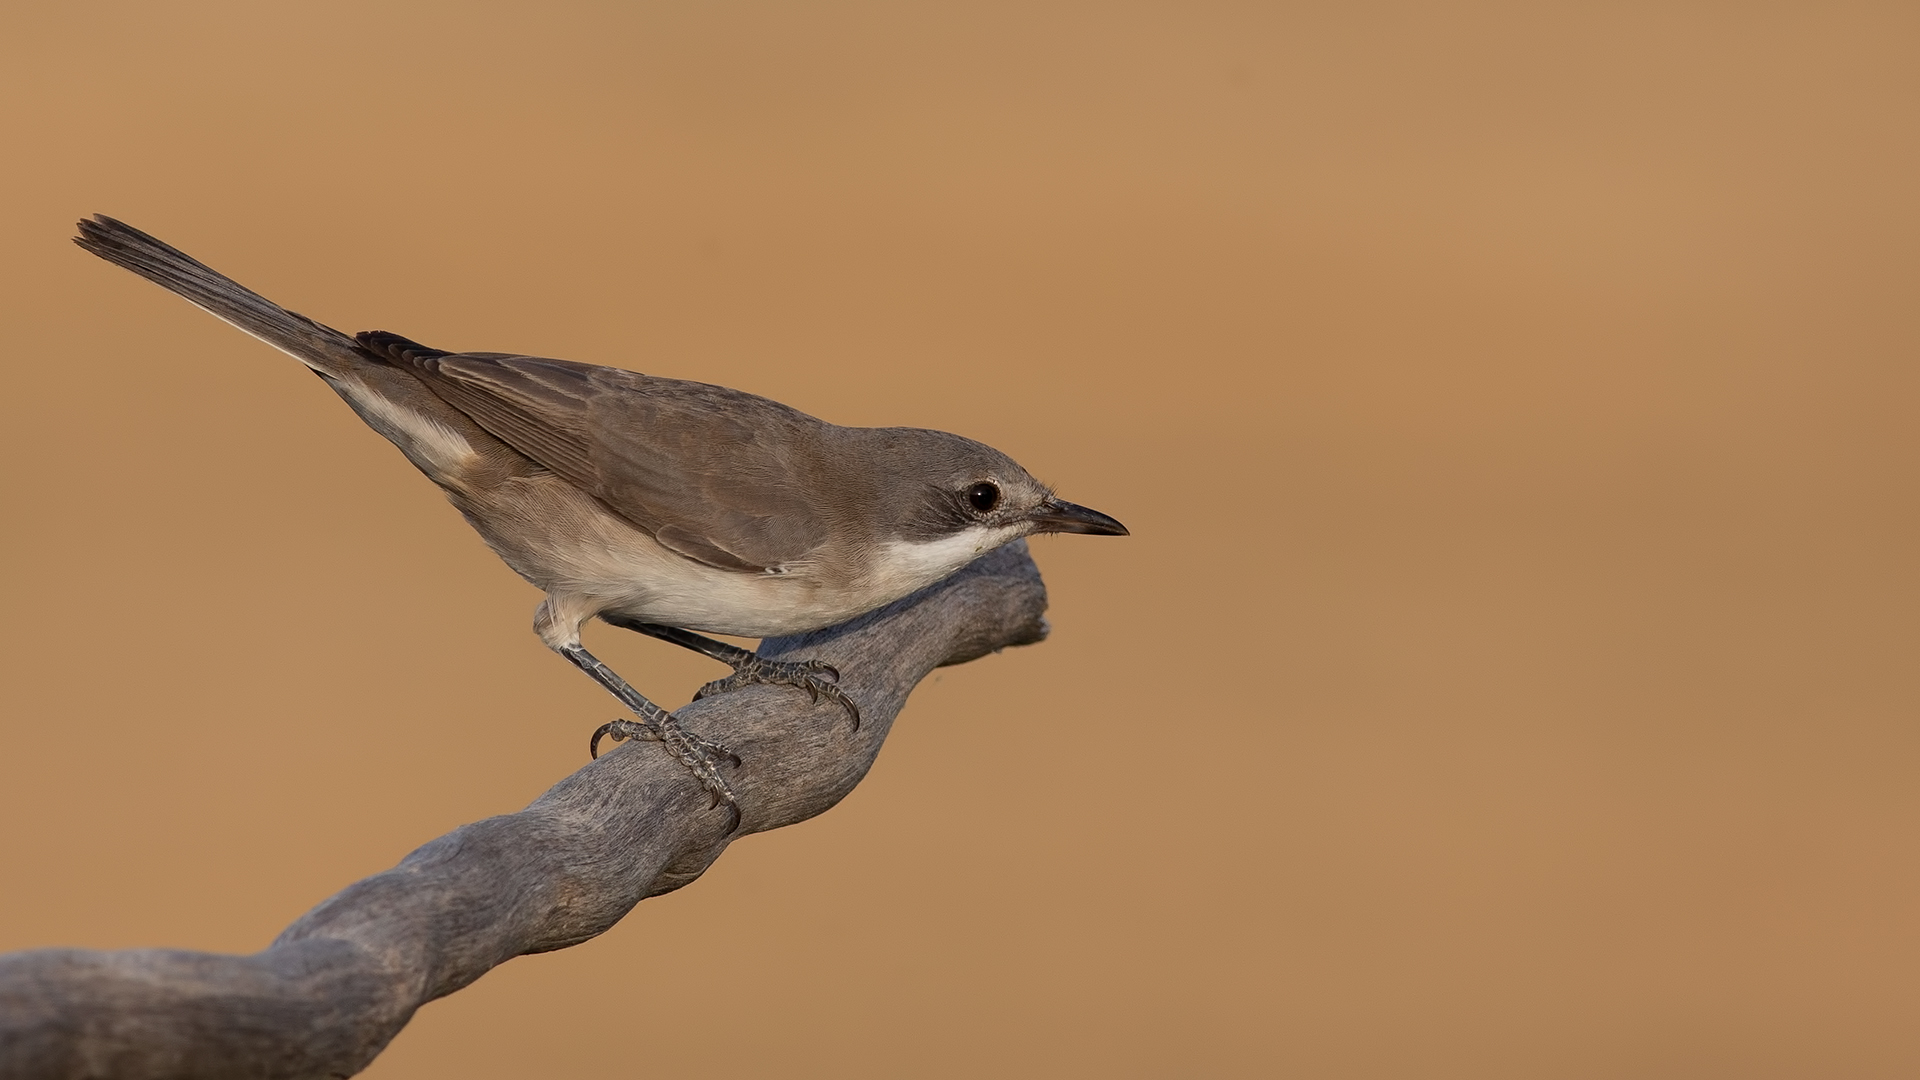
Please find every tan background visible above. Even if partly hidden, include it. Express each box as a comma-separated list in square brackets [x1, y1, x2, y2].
[3, 2, 1917, 1076]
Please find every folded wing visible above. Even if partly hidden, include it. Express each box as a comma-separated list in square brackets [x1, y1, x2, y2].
[363, 337, 832, 573]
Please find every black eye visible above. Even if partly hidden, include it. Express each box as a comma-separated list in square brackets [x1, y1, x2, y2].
[967, 481, 1001, 513]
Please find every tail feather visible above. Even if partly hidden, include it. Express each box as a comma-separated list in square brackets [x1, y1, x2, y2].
[73, 215, 365, 377]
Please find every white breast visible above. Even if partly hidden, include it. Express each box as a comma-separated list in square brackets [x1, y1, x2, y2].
[486, 474, 1027, 640]
[869, 525, 1024, 600]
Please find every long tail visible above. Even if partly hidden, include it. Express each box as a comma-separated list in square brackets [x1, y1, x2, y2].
[74, 215, 494, 484]
[73, 215, 366, 379]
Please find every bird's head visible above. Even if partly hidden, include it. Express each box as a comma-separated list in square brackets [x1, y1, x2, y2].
[846, 427, 1127, 592]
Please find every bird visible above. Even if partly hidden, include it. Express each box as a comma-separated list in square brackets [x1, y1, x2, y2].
[73, 215, 1127, 832]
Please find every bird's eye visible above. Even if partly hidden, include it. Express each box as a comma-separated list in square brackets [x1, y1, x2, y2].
[967, 481, 1001, 513]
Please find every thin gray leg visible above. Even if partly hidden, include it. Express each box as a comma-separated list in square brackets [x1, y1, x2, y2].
[559, 643, 740, 834]
[602, 617, 861, 731]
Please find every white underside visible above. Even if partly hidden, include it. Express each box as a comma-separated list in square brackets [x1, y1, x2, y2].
[343, 387, 478, 476]
[871, 525, 1023, 600]
[537, 520, 1025, 645]
[204, 306, 479, 477]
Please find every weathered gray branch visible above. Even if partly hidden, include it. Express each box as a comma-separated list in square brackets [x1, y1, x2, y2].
[0, 542, 1049, 1080]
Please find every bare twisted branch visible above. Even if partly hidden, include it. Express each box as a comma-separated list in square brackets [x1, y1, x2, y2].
[0, 542, 1049, 1080]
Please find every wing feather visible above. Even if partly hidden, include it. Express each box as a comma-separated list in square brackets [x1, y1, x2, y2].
[388, 350, 833, 572]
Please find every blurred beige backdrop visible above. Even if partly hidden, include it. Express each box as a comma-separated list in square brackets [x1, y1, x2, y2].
[3, 2, 1917, 1077]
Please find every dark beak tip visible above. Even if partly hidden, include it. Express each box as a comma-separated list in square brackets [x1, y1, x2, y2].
[1033, 499, 1129, 537]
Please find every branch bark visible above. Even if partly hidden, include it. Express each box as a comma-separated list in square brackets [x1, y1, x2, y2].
[0, 542, 1049, 1080]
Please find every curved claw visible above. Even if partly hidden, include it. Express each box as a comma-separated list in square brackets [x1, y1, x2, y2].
[585, 709, 741, 835]
[589, 721, 617, 759]
[690, 655, 859, 733]
[695, 738, 743, 769]
[818, 683, 861, 732]
[794, 660, 855, 728]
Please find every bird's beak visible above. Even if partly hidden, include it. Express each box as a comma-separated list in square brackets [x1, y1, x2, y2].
[1027, 497, 1129, 536]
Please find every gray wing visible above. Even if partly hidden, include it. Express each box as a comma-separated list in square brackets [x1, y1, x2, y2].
[380, 345, 832, 572]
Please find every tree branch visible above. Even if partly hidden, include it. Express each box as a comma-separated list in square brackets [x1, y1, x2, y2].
[0, 542, 1049, 1080]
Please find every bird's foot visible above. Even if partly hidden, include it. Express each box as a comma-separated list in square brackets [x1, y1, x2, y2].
[692, 654, 860, 731]
[590, 714, 742, 833]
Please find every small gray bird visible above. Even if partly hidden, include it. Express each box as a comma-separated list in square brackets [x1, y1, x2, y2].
[74, 215, 1126, 831]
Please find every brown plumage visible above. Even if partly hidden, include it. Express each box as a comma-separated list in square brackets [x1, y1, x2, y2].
[74, 214, 1126, 830]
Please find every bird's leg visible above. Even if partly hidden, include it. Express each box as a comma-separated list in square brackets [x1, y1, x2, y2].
[603, 617, 861, 732]
[559, 643, 741, 834]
